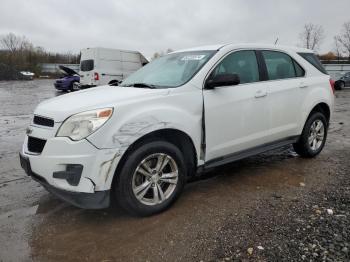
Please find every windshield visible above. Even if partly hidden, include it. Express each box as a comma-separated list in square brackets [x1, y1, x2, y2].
[120, 50, 216, 88]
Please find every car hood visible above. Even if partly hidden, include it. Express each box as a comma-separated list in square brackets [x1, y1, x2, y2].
[56, 75, 77, 81]
[35, 85, 168, 122]
[59, 65, 79, 76]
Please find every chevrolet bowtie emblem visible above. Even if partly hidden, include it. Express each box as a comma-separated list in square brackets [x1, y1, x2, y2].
[26, 127, 33, 135]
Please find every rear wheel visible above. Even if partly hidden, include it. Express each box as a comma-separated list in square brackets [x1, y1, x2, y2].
[115, 140, 186, 216]
[293, 112, 328, 158]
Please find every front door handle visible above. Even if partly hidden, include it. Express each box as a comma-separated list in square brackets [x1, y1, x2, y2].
[299, 82, 308, 88]
[255, 90, 267, 98]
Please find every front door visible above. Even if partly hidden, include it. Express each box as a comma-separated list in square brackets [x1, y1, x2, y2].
[204, 50, 270, 161]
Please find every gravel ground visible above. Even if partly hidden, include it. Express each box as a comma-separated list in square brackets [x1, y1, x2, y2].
[0, 80, 349, 261]
[212, 156, 350, 261]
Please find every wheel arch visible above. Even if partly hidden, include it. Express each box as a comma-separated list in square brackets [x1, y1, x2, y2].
[308, 102, 330, 123]
[108, 79, 120, 85]
[111, 128, 198, 191]
[299, 83, 333, 134]
[299, 102, 331, 135]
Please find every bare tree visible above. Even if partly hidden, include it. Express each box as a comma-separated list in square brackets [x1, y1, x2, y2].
[336, 21, 350, 60]
[0, 32, 80, 75]
[299, 23, 324, 51]
[0, 33, 29, 53]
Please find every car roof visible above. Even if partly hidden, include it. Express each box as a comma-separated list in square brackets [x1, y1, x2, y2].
[173, 43, 313, 54]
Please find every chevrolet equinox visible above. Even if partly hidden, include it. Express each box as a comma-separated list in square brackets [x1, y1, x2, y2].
[20, 44, 334, 216]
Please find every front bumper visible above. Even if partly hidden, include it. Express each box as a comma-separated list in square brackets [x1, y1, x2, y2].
[20, 153, 110, 209]
[20, 123, 122, 209]
[54, 82, 70, 90]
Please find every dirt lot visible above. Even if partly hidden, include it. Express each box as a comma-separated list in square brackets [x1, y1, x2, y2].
[0, 80, 349, 262]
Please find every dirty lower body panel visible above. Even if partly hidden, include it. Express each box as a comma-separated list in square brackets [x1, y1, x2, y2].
[20, 152, 110, 209]
[19, 124, 121, 209]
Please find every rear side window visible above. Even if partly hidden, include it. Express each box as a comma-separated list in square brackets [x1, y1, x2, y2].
[211, 50, 260, 84]
[262, 51, 304, 80]
[298, 53, 328, 75]
[80, 60, 94, 71]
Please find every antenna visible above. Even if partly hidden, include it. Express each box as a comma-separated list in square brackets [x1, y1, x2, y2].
[274, 38, 279, 45]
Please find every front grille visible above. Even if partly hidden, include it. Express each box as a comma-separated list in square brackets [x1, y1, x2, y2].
[33, 115, 54, 127]
[27, 136, 46, 154]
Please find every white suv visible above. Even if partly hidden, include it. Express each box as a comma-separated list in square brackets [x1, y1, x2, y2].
[20, 44, 334, 216]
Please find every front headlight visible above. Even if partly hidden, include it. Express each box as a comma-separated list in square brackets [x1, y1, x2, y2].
[56, 108, 113, 141]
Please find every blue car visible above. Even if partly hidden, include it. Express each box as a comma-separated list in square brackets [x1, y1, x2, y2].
[54, 65, 80, 92]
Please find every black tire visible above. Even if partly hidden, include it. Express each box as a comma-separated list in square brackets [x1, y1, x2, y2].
[108, 80, 119, 86]
[69, 82, 76, 92]
[336, 81, 344, 90]
[293, 112, 328, 158]
[115, 140, 187, 216]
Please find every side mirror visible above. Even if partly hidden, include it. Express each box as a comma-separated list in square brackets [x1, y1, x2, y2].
[205, 73, 240, 89]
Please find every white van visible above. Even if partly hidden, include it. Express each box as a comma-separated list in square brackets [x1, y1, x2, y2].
[78, 47, 148, 88]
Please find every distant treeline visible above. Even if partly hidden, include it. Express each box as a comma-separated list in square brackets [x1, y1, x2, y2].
[0, 33, 80, 75]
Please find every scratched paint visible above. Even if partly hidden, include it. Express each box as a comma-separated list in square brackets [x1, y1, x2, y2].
[98, 152, 120, 184]
[112, 116, 169, 149]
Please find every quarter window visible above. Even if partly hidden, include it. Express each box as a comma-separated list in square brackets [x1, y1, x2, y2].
[293, 60, 305, 77]
[262, 51, 304, 80]
[211, 50, 260, 84]
[298, 53, 327, 75]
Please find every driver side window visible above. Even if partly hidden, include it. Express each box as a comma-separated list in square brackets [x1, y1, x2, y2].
[211, 50, 260, 84]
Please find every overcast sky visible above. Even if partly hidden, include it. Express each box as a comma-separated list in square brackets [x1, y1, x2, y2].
[0, 0, 349, 58]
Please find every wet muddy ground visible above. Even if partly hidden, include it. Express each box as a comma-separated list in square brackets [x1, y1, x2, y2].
[0, 80, 349, 261]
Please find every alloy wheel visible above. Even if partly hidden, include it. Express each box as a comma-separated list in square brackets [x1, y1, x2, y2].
[132, 153, 179, 206]
[308, 119, 325, 151]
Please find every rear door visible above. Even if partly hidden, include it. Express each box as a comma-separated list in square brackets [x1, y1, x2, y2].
[204, 50, 270, 161]
[79, 59, 95, 86]
[79, 48, 96, 86]
[260, 50, 306, 141]
[121, 51, 143, 79]
[98, 49, 123, 85]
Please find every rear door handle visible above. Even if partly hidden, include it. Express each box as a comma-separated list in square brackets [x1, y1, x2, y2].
[255, 90, 267, 98]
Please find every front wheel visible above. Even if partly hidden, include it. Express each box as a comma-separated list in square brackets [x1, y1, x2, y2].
[69, 82, 76, 92]
[293, 112, 328, 158]
[115, 140, 187, 216]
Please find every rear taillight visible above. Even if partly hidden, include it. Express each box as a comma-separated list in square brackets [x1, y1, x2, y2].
[329, 79, 335, 94]
[94, 72, 99, 81]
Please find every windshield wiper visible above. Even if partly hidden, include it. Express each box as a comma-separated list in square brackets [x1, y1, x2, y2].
[123, 83, 157, 89]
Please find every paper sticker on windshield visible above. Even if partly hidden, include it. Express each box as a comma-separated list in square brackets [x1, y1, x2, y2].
[181, 55, 206, 61]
